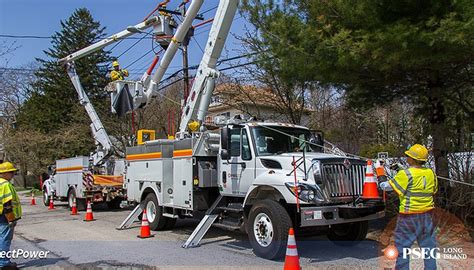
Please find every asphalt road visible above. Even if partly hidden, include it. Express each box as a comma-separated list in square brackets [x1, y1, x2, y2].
[10, 193, 473, 269]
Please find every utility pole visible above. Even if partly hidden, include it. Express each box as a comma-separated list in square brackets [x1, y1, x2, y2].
[183, 46, 190, 101]
[181, 3, 190, 102]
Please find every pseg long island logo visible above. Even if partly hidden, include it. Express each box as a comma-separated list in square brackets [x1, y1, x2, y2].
[379, 208, 473, 269]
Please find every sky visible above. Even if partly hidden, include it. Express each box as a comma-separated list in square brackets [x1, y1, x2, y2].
[0, 0, 250, 79]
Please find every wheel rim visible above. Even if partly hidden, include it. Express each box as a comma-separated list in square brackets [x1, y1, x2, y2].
[146, 201, 156, 222]
[253, 213, 274, 247]
[43, 192, 48, 204]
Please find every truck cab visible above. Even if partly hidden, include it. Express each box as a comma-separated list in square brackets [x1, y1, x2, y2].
[217, 122, 385, 258]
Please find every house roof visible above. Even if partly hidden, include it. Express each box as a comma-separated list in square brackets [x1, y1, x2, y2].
[210, 83, 281, 109]
[209, 83, 314, 113]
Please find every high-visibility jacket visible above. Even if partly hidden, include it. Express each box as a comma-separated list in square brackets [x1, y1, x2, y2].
[110, 69, 129, 81]
[389, 167, 438, 214]
[0, 178, 22, 221]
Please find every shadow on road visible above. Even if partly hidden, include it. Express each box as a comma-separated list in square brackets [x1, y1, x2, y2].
[17, 257, 70, 268]
[168, 219, 382, 263]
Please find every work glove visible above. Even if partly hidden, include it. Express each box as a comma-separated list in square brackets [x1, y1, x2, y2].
[377, 175, 388, 183]
[379, 181, 393, 191]
[390, 163, 403, 171]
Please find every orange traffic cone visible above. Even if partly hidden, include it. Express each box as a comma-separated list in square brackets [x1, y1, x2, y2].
[375, 160, 388, 202]
[284, 228, 300, 270]
[83, 200, 94, 221]
[70, 198, 78, 215]
[362, 160, 381, 199]
[48, 195, 55, 210]
[375, 160, 388, 181]
[30, 192, 36, 206]
[137, 209, 154, 238]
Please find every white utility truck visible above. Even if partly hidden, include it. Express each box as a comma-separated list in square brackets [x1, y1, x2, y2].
[43, 156, 125, 210]
[62, 0, 385, 259]
[43, 34, 128, 210]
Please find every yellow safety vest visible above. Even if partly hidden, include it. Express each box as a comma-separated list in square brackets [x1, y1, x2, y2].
[110, 69, 129, 81]
[0, 178, 22, 220]
[389, 167, 438, 214]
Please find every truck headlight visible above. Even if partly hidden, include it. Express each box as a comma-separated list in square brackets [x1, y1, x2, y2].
[312, 160, 323, 185]
[285, 182, 324, 203]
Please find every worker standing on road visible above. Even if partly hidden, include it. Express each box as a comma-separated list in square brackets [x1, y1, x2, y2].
[380, 144, 438, 270]
[110, 61, 129, 81]
[0, 162, 22, 270]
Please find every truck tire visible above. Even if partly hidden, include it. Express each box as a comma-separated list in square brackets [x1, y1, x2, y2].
[327, 220, 368, 246]
[42, 190, 50, 207]
[247, 200, 292, 260]
[143, 193, 169, 231]
[106, 198, 122, 210]
[68, 188, 86, 211]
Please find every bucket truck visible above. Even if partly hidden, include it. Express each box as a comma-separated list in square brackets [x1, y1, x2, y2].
[63, 0, 385, 260]
[40, 15, 172, 210]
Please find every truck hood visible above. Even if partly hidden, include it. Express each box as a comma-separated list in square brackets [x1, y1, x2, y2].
[255, 152, 367, 205]
[258, 152, 364, 171]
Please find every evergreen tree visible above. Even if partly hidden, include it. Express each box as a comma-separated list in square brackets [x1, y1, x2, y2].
[241, 0, 474, 177]
[17, 8, 111, 156]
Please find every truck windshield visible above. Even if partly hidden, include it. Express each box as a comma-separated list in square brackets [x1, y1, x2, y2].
[251, 126, 323, 156]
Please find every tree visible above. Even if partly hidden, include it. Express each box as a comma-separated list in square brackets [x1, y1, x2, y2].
[241, 0, 474, 177]
[0, 65, 36, 126]
[16, 8, 111, 157]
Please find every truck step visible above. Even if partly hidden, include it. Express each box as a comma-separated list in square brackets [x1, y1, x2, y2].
[116, 202, 144, 230]
[182, 214, 218, 248]
[216, 206, 243, 213]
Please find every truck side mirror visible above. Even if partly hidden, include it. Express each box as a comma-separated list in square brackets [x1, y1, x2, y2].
[220, 126, 230, 151]
[310, 130, 324, 152]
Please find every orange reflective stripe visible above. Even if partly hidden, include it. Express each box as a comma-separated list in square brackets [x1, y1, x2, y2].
[56, 166, 84, 172]
[173, 149, 192, 157]
[126, 152, 162, 161]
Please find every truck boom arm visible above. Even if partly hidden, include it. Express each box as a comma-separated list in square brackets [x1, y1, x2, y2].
[65, 62, 113, 166]
[59, 16, 161, 165]
[178, 0, 239, 135]
[59, 16, 160, 64]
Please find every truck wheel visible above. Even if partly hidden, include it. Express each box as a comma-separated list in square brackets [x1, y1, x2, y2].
[106, 198, 122, 210]
[68, 189, 86, 211]
[247, 200, 292, 260]
[143, 193, 168, 231]
[42, 190, 50, 207]
[327, 220, 368, 246]
[67, 189, 76, 209]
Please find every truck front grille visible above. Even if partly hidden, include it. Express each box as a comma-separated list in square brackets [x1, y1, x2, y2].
[321, 163, 366, 198]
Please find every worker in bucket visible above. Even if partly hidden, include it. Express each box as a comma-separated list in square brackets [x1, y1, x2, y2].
[380, 144, 438, 270]
[0, 162, 22, 270]
[110, 60, 129, 81]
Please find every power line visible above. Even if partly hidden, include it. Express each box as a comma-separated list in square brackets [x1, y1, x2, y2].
[124, 48, 154, 69]
[0, 51, 262, 78]
[0, 34, 154, 40]
[109, 39, 124, 51]
[115, 32, 150, 60]
[201, 6, 218, 15]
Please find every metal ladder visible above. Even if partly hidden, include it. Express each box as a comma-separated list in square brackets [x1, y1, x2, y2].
[116, 202, 144, 230]
[182, 195, 224, 248]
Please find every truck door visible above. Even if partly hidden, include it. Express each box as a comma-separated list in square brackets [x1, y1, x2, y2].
[219, 126, 254, 196]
